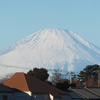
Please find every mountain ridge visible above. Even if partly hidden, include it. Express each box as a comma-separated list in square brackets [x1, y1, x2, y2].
[0, 28, 100, 75]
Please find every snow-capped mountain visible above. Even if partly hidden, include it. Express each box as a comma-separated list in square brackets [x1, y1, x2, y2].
[0, 29, 100, 76]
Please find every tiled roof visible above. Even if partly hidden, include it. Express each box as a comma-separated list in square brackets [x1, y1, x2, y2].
[69, 87, 100, 99]
[4, 72, 29, 91]
[85, 87, 100, 97]
[4, 72, 68, 97]
[68, 91, 84, 99]
[0, 84, 13, 93]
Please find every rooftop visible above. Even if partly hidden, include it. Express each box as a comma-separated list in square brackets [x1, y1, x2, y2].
[0, 84, 13, 93]
[4, 72, 68, 97]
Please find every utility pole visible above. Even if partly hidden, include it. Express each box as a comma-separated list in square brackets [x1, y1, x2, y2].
[98, 70, 100, 87]
[70, 72, 73, 84]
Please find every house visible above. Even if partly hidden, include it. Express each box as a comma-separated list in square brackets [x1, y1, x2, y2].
[4, 72, 71, 100]
[67, 90, 85, 100]
[0, 84, 14, 100]
[68, 87, 100, 100]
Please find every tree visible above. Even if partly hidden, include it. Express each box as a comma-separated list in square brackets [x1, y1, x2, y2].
[56, 80, 69, 91]
[77, 64, 100, 82]
[27, 68, 49, 81]
[55, 79, 76, 91]
[52, 71, 62, 84]
[0, 74, 13, 84]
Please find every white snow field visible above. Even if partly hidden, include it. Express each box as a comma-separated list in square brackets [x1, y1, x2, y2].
[0, 29, 100, 76]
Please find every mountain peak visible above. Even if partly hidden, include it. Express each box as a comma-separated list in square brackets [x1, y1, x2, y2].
[0, 28, 100, 75]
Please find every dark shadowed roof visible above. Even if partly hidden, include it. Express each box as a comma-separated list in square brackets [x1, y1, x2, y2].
[0, 84, 13, 93]
[4, 72, 68, 97]
[84, 87, 100, 97]
[69, 87, 100, 99]
[68, 91, 84, 99]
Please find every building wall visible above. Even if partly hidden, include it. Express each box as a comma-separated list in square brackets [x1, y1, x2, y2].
[49, 94, 54, 100]
[14, 92, 31, 100]
[49, 94, 61, 100]
[0, 92, 70, 100]
[53, 98, 61, 100]
[33, 94, 50, 100]
[14, 91, 51, 100]
[24, 91, 32, 96]
[67, 95, 85, 100]
[60, 95, 71, 100]
[49, 94, 71, 100]
[0, 93, 13, 100]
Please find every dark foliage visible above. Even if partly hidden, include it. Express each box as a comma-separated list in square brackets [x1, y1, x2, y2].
[77, 64, 100, 82]
[45, 81, 52, 85]
[69, 83, 76, 87]
[56, 81, 70, 91]
[27, 68, 49, 81]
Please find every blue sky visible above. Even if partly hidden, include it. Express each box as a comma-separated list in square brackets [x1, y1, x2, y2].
[0, 0, 100, 51]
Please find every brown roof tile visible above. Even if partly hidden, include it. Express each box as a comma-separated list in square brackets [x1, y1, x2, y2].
[4, 72, 29, 91]
[4, 72, 68, 97]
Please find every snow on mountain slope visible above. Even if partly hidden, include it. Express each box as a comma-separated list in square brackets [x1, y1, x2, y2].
[0, 29, 100, 75]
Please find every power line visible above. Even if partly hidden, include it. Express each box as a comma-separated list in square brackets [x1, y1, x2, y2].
[0, 63, 31, 69]
[0, 63, 80, 75]
[0, 64, 65, 72]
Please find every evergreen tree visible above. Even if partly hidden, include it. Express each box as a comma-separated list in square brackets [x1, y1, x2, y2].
[27, 68, 49, 81]
[77, 64, 100, 82]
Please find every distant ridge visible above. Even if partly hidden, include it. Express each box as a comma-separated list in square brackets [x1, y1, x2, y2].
[0, 29, 100, 75]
